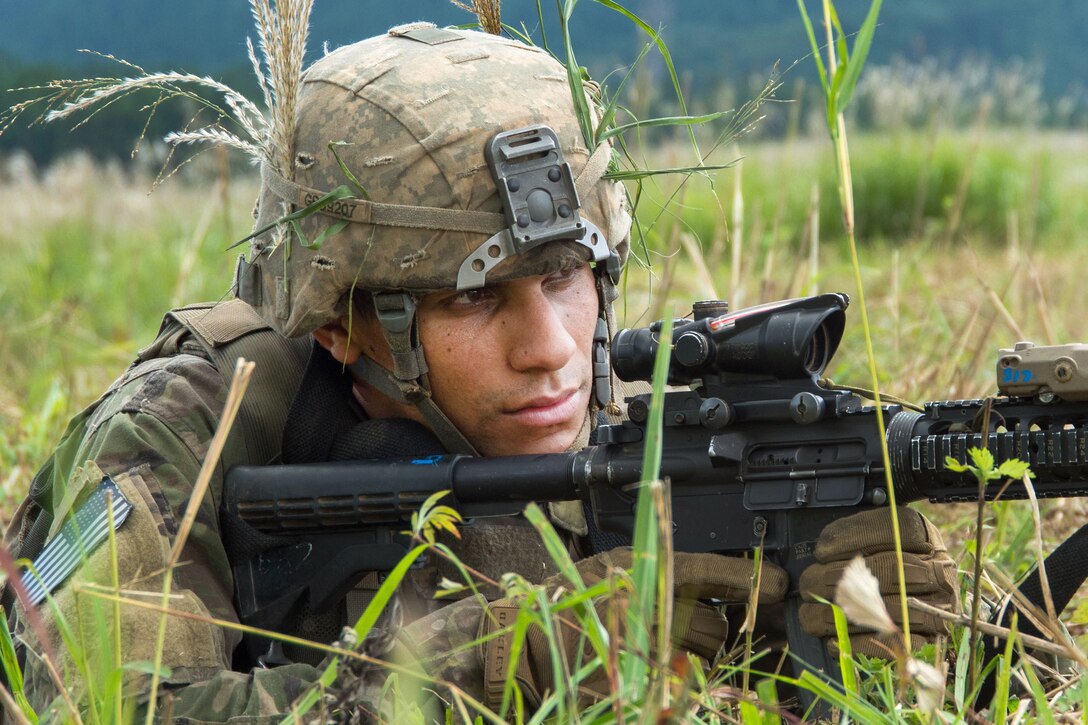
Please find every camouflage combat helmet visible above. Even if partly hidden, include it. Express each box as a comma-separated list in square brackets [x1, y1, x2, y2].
[235, 24, 632, 453]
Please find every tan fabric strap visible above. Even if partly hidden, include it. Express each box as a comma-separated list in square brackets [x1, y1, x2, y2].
[166, 300, 311, 466]
[348, 356, 479, 456]
[260, 164, 506, 234]
[575, 140, 613, 202]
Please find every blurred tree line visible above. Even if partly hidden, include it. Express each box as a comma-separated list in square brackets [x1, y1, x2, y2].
[2, 0, 1086, 165]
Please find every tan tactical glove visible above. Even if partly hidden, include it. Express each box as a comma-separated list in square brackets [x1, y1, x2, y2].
[798, 508, 959, 658]
[480, 548, 788, 709]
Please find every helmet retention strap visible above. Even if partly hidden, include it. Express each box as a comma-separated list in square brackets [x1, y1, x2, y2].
[365, 292, 479, 456]
[593, 263, 621, 415]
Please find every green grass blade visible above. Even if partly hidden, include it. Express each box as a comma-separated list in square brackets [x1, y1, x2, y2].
[622, 315, 672, 693]
[991, 613, 1017, 720]
[828, 2, 849, 68]
[591, 0, 700, 156]
[535, 0, 550, 54]
[595, 113, 725, 144]
[953, 625, 971, 709]
[835, 0, 884, 111]
[831, 603, 858, 695]
[227, 184, 355, 250]
[0, 606, 36, 723]
[794, 0, 829, 93]
[282, 542, 429, 723]
[793, 670, 891, 722]
[593, 35, 658, 145]
[755, 678, 782, 725]
[604, 161, 737, 181]
[1015, 638, 1058, 725]
[738, 699, 762, 724]
[522, 502, 581, 585]
[638, 312, 672, 502]
[557, 0, 595, 149]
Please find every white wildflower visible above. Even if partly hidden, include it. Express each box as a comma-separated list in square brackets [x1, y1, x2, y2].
[906, 657, 947, 716]
[834, 555, 898, 636]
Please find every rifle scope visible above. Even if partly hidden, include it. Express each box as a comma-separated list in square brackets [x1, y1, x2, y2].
[612, 293, 849, 386]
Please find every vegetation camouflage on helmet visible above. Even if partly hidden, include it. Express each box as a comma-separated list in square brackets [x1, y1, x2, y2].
[239, 24, 631, 338]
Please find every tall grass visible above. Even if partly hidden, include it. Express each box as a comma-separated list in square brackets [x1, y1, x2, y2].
[3, 131, 1087, 719]
[4, 47, 1088, 725]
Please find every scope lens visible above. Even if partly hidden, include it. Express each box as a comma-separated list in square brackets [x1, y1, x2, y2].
[803, 322, 832, 375]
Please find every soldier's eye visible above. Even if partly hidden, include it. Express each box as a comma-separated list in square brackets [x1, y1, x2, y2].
[544, 265, 585, 290]
[446, 287, 495, 309]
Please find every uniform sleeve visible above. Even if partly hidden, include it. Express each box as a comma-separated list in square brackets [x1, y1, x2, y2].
[15, 355, 328, 722]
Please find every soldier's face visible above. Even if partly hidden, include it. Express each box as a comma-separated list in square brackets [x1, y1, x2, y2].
[331, 264, 598, 456]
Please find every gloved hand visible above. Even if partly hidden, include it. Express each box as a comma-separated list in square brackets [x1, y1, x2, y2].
[798, 508, 959, 657]
[479, 548, 788, 709]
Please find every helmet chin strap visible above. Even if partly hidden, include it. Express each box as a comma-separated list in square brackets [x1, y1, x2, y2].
[592, 249, 624, 417]
[348, 354, 479, 456]
[348, 290, 479, 456]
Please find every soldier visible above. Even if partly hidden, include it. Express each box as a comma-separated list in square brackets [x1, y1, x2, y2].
[4, 24, 957, 722]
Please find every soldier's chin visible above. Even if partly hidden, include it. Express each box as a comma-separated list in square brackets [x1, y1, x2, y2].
[477, 424, 582, 457]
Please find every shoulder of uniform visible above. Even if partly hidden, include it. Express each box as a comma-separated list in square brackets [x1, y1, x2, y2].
[169, 299, 272, 348]
[88, 354, 227, 442]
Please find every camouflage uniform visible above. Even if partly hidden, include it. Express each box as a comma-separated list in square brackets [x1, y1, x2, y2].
[5, 313, 588, 722]
[6, 25, 629, 723]
[4, 23, 962, 721]
[5, 341, 324, 719]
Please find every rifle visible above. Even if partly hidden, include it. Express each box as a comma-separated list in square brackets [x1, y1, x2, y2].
[222, 292, 1088, 687]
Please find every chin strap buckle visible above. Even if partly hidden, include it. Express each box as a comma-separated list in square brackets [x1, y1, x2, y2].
[593, 317, 612, 408]
[373, 291, 428, 382]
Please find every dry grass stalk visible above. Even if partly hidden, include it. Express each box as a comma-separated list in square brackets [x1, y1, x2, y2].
[950, 268, 1020, 396]
[981, 564, 1087, 667]
[805, 181, 819, 295]
[907, 597, 1074, 660]
[977, 266, 1026, 339]
[13, 0, 320, 181]
[146, 358, 256, 724]
[647, 188, 687, 323]
[680, 232, 719, 302]
[168, 358, 256, 567]
[706, 194, 729, 272]
[941, 95, 992, 245]
[250, 0, 314, 177]
[1028, 256, 1057, 344]
[46, 71, 263, 135]
[730, 152, 744, 306]
[0, 683, 32, 725]
[164, 126, 261, 157]
[891, 249, 901, 365]
[1020, 472, 1060, 626]
[759, 243, 777, 302]
[933, 300, 980, 393]
[909, 111, 941, 239]
[450, 0, 502, 35]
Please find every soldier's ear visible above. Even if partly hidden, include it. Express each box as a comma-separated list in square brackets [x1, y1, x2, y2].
[313, 319, 364, 365]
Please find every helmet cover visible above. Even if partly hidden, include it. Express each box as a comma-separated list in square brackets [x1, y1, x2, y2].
[240, 25, 631, 337]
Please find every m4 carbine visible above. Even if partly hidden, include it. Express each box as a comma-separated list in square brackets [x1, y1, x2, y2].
[223, 292, 1088, 681]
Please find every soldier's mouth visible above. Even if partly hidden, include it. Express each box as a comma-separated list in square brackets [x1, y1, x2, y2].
[504, 389, 582, 428]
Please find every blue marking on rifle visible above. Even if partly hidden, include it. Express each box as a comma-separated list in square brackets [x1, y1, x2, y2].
[21, 477, 133, 607]
[410, 456, 443, 465]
